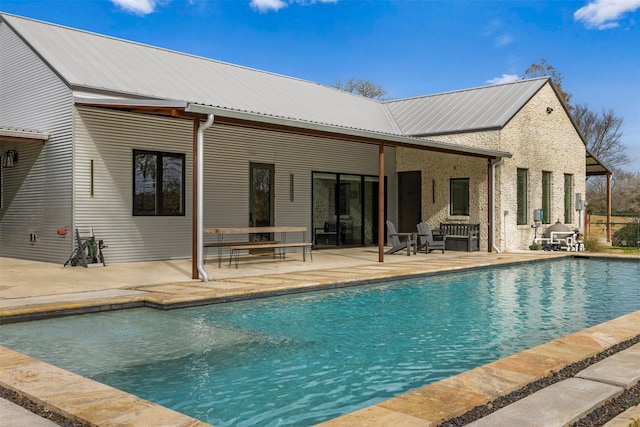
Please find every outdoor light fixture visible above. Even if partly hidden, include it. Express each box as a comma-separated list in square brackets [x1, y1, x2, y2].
[546, 107, 554, 114]
[2, 150, 18, 168]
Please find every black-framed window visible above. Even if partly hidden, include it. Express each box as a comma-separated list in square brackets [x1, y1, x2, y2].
[449, 178, 469, 216]
[517, 168, 528, 225]
[564, 174, 573, 223]
[542, 171, 551, 224]
[133, 150, 185, 216]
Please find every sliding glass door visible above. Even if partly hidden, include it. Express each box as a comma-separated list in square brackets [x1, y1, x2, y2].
[312, 172, 382, 248]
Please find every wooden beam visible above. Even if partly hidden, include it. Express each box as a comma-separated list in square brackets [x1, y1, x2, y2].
[487, 158, 493, 252]
[379, 143, 385, 262]
[213, 116, 500, 159]
[607, 172, 612, 243]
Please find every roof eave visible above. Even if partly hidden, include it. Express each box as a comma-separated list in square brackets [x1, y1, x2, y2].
[185, 103, 512, 159]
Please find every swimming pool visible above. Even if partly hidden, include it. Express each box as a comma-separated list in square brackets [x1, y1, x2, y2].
[1, 258, 639, 426]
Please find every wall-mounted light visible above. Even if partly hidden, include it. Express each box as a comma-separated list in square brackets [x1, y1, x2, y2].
[2, 150, 18, 168]
[546, 107, 554, 114]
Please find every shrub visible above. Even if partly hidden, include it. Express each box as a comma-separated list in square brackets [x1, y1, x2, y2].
[584, 236, 605, 252]
[612, 223, 640, 247]
[529, 242, 543, 250]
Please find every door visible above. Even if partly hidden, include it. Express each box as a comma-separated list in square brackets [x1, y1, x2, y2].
[250, 163, 274, 241]
[398, 171, 421, 233]
[312, 172, 383, 247]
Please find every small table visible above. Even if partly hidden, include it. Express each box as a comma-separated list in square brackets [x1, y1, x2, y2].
[204, 226, 308, 267]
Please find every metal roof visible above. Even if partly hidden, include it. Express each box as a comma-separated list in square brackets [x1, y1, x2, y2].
[1, 13, 396, 135]
[384, 78, 549, 136]
[0, 126, 50, 142]
[586, 148, 612, 176]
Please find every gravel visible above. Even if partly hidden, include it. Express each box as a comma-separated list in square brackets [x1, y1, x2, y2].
[441, 334, 640, 426]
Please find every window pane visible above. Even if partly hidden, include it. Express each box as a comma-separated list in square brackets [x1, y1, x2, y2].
[450, 178, 469, 216]
[134, 152, 157, 215]
[564, 174, 573, 223]
[517, 169, 528, 225]
[133, 150, 185, 216]
[542, 171, 551, 224]
[162, 154, 184, 215]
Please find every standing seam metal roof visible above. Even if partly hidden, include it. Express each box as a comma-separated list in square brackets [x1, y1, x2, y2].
[384, 78, 549, 136]
[2, 13, 552, 148]
[1, 13, 396, 135]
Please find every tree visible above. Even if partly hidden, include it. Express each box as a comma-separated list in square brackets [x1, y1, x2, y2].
[572, 103, 630, 171]
[334, 77, 388, 100]
[587, 171, 640, 215]
[522, 58, 572, 109]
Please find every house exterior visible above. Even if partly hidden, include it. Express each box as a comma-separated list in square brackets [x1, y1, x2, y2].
[0, 13, 607, 272]
[387, 80, 592, 251]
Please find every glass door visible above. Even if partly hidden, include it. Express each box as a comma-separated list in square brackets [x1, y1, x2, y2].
[250, 163, 274, 241]
[312, 173, 338, 247]
[312, 172, 382, 247]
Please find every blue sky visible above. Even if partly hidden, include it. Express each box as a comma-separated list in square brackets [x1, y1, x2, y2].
[3, 0, 639, 172]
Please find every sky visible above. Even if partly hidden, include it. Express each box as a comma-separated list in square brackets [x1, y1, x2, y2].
[2, 0, 639, 173]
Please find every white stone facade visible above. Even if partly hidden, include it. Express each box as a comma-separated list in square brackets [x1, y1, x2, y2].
[396, 82, 586, 251]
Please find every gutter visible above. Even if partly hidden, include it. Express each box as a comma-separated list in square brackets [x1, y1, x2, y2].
[185, 103, 511, 160]
[197, 115, 214, 282]
[491, 157, 505, 253]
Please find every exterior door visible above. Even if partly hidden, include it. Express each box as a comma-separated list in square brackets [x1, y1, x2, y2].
[250, 163, 274, 241]
[398, 171, 421, 233]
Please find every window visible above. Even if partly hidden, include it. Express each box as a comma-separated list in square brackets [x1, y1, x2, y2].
[450, 178, 469, 216]
[133, 150, 185, 216]
[517, 169, 528, 225]
[564, 174, 573, 223]
[542, 171, 551, 224]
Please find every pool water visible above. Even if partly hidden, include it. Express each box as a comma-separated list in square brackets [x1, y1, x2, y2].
[2, 258, 639, 426]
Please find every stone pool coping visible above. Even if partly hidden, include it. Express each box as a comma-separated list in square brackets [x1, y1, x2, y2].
[1, 252, 639, 425]
[2, 313, 639, 426]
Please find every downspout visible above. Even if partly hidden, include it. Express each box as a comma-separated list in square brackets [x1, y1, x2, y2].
[197, 114, 214, 282]
[491, 157, 505, 253]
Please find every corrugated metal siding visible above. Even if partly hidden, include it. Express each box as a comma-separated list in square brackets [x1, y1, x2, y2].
[74, 107, 194, 262]
[385, 78, 548, 136]
[74, 107, 397, 262]
[0, 22, 74, 263]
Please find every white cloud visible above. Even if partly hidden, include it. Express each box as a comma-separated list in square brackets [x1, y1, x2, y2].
[495, 34, 515, 47]
[250, 0, 337, 13]
[487, 74, 520, 85]
[250, 0, 288, 13]
[574, 0, 640, 29]
[111, 0, 159, 15]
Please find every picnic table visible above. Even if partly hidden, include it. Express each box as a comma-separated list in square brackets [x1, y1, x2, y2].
[203, 226, 312, 267]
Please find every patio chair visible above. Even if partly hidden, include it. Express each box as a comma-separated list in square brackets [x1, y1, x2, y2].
[416, 222, 446, 254]
[385, 220, 417, 256]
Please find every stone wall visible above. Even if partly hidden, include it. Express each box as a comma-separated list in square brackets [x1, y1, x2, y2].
[396, 82, 586, 251]
[497, 82, 586, 250]
[396, 150, 489, 251]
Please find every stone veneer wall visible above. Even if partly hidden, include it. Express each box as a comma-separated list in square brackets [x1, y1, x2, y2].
[497, 82, 586, 251]
[396, 150, 490, 251]
[396, 82, 586, 251]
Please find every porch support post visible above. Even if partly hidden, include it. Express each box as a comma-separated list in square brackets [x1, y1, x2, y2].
[378, 143, 385, 262]
[606, 172, 612, 242]
[487, 158, 493, 252]
[192, 119, 199, 279]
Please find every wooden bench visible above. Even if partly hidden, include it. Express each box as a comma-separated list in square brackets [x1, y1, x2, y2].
[439, 223, 480, 252]
[228, 242, 313, 268]
[203, 240, 279, 263]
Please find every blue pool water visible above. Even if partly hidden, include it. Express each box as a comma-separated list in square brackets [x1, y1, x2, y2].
[1, 258, 639, 426]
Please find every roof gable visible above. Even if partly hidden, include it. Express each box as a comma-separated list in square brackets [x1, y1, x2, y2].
[1, 13, 396, 134]
[384, 78, 549, 136]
